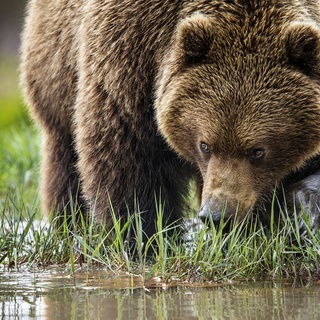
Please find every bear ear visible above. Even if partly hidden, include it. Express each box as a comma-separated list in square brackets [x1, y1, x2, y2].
[285, 23, 320, 78]
[175, 13, 214, 65]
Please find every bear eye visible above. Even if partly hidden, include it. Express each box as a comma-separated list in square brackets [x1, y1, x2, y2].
[200, 142, 210, 154]
[249, 148, 266, 161]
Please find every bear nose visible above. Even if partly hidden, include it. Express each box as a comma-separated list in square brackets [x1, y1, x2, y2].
[198, 201, 223, 226]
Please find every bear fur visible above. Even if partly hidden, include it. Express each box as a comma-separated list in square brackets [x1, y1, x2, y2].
[21, 0, 320, 236]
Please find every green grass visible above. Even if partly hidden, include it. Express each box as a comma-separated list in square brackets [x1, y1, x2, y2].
[0, 119, 40, 211]
[1, 182, 320, 283]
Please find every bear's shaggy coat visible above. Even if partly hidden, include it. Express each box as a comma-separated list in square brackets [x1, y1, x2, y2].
[21, 0, 320, 236]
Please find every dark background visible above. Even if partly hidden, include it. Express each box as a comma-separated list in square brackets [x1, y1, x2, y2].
[0, 0, 26, 56]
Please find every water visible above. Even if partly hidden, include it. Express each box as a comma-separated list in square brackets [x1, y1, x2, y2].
[0, 267, 319, 319]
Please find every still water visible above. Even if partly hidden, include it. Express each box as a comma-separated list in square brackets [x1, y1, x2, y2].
[0, 267, 319, 320]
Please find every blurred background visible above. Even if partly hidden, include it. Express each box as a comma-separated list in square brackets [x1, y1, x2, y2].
[0, 1, 39, 208]
[1, 0, 28, 128]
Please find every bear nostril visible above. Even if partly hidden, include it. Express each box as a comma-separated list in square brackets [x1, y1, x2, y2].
[198, 204, 222, 226]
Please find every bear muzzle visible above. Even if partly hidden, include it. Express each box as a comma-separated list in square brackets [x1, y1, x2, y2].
[198, 198, 231, 228]
[198, 197, 254, 230]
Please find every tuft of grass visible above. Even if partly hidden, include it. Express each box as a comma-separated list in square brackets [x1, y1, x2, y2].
[1, 186, 320, 283]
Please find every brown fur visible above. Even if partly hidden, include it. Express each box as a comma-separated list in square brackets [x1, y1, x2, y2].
[21, 0, 320, 234]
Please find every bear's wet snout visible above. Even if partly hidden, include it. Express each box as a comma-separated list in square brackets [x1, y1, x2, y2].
[198, 199, 225, 227]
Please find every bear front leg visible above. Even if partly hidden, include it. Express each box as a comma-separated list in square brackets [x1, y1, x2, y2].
[75, 97, 192, 240]
[40, 130, 81, 224]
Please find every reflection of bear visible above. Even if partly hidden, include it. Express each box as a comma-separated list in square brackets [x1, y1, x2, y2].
[21, 0, 320, 237]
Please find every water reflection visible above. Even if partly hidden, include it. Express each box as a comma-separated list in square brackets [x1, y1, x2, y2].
[0, 268, 319, 319]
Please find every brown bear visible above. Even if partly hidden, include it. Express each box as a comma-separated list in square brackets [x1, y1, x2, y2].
[21, 0, 320, 238]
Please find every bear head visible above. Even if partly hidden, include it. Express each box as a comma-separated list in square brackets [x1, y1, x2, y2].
[155, 12, 320, 227]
